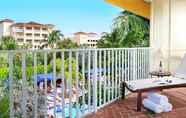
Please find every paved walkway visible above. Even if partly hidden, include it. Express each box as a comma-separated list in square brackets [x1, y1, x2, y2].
[86, 88, 186, 118]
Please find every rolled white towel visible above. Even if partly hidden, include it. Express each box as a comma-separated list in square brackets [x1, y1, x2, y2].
[162, 103, 173, 112]
[148, 92, 168, 105]
[143, 98, 163, 113]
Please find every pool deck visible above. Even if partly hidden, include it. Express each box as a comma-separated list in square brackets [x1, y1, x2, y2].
[86, 88, 186, 118]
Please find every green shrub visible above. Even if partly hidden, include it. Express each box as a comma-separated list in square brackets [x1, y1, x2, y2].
[0, 95, 9, 118]
[0, 67, 8, 81]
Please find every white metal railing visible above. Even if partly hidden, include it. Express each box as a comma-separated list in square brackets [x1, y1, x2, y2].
[0, 48, 150, 118]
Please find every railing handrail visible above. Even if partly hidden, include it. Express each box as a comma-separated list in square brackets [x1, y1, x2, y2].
[0, 47, 150, 53]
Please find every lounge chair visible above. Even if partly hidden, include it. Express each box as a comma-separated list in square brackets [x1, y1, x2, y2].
[122, 54, 186, 112]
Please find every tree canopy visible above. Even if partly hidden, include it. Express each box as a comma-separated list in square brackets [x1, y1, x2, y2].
[48, 30, 64, 48]
[57, 38, 78, 49]
[97, 11, 150, 48]
[0, 36, 17, 50]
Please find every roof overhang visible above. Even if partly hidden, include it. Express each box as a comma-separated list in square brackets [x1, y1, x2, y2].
[105, 0, 150, 19]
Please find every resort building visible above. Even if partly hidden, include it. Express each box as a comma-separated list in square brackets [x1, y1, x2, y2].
[73, 32, 101, 48]
[0, 19, 55, 49]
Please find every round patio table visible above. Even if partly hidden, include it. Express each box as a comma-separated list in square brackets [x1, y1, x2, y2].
[149, 71, 171, 78]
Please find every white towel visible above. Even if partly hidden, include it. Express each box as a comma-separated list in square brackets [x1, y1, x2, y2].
[148, 92, 168, 105]
[143, 99, 163, 113]
[162, 102, 173, 112]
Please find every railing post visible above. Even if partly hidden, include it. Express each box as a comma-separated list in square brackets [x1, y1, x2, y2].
[44, 52, 48, 118]
[8, 52, 14, 118]
[61, 51, 65, 118]
[52, 52, 57, 117]
[93, 50, 97, 112]
[75, 51, 80, 118]
[88, 50, 91, 111]
[69, 51, 72, 118]
[132, 49, 136, 80]
[33, 52, 38, 118]
[21, 52, 27, 118]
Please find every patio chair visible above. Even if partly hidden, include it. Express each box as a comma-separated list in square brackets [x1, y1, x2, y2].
[122, 54, 186, 112]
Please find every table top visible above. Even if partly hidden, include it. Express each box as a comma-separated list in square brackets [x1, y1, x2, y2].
[124, 77, 186, 92]
[149, 71, 171, 76]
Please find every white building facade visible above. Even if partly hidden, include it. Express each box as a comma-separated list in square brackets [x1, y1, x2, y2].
[0, 19, 55, 49]
[73, 32, 101, 48]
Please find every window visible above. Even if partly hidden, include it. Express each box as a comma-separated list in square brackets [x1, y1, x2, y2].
[26, 39, 32, 43]
[42, 34, 48, 38]
[34, 27, 40, 30]
[26, 33, 32, 37]
[17, 38, 24, 42]
[34, 33, 40, 37]
[42, 28, 47, 31]
[26, 27, 32, 30]
[35, 39, 40, 42]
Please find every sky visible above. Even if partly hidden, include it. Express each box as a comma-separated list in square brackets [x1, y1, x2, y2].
[0, 0, 122, 37]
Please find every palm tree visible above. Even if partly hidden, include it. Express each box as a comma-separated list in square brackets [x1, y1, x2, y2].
[97, 30, 123, 48]
[47, 30, 64, 48]
[113, 11, 150, 47]
[0, 36, 17, 50]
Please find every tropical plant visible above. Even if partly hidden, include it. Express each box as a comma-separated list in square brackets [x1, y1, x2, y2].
[48, 58, 82, 84]
[97, 30, 122, 48]
[0, 36, 18, 50]
[57, 38, 78, 49]
[48, 30, 64, 48]
[97, 11, 150, 48]
[113, 11, 150, 47]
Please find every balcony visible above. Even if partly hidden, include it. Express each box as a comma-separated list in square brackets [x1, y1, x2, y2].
[14, 28, 24, 33]
[0, 48, 150, 118]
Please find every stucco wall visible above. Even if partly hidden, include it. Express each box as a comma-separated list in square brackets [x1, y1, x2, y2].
[0, 23, 3, 38]
[151, 0, 186, 72]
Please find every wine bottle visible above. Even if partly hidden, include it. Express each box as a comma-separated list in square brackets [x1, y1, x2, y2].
[159, 61, 163, 72]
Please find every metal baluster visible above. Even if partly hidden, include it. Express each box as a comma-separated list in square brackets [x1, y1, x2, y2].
[69, 51, 72, 118]
[8, 52, 14, 118]
[112, 49, 114, 100]
[115, 50, 118, 98]
[99, 50, 102, 106]
[61, 51, 65, 118]
[140, 49, 142, 79]
[21, 53, 27, 118]
[128, 50, 130, 81]
[53, 52, 57, 117]
[103, 50, 106, 104]
[108, 50, 110, 102]
[118, 50, 121, 97]
[82, 51, 85, 112]
[44, 52, 48, 118]
[34, 52, 38, 118]
[88, 50, 91, 111]
[93, 50, 97, 112]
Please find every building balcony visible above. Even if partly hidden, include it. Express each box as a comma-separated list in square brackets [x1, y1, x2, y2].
[0, 48, 150, 118]
[0, 48, 186, 118]
[14, 28, 24, 33]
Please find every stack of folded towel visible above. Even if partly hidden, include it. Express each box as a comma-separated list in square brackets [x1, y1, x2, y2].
[142, 92, 173, 113]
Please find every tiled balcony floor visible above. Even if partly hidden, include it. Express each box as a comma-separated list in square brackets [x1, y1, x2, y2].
[86, 88, 186, 118]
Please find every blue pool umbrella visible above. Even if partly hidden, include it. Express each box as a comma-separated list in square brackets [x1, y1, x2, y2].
[37, 73, 53, 83]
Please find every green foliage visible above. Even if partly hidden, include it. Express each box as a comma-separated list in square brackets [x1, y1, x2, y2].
[97, 30, 122, 48]
[0, 36, 18, 50]
[0, 95, 9, 118]
[57, 38, 78, 49]
[97, 11, 150, 48]
[49, 58, 82, 84]
[0, 67, 8, 81]
[48, 30, 64, 48]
